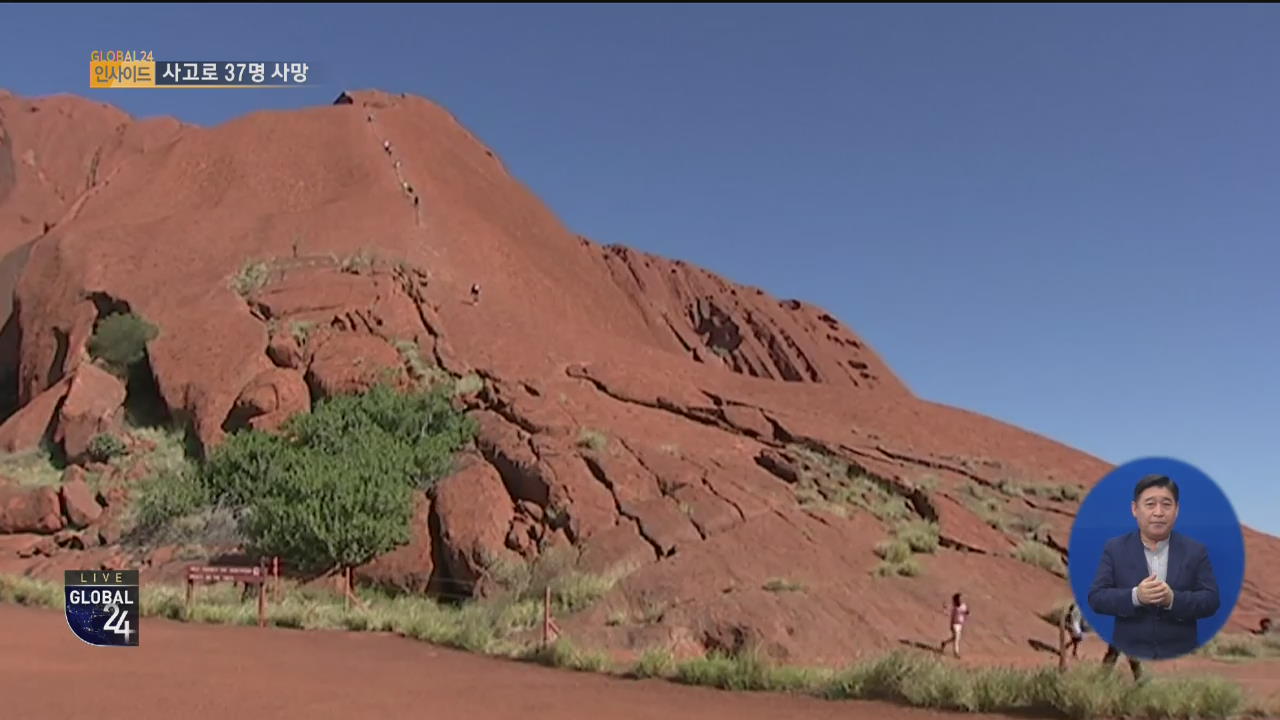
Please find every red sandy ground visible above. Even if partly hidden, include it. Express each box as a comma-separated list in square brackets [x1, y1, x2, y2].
[5, 604, 1278, 719]
[5, 603, 1022, 720]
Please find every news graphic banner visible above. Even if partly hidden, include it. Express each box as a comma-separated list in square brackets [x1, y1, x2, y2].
[64, 569, 140, 647]
[90, 51, 310, 88]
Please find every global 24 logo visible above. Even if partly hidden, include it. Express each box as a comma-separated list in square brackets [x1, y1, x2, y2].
[64, 570, 140, 647]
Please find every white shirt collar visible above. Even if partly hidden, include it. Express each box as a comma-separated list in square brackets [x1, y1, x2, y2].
[1141, 536, 1170, 553]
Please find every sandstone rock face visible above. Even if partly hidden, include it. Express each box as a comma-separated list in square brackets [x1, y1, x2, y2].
[59, 477, 102, 529]
[431, 456, 518, 594]
[0, 90, 1276, 667]
[305, 333, 406, 399]
[55, 363, 126, 462]
[228, 367, 310, 432]
[0, 377, 69, 453]
[0, 483, 63, 534]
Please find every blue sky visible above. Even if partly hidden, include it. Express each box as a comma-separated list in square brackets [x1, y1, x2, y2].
[3, 4, 1277, 534]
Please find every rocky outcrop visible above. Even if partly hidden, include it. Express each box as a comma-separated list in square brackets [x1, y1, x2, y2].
[228, 367, 310, 432]
[305, 333, 407, 399]
[0, 376, 68, 452]
[431, 455, 519, 593]
[54, 363, 126, 462]
[0, 482, 63, 534]
[59, 475, 102, 529]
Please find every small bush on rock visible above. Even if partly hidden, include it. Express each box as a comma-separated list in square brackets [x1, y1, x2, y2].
[88, 312, 158, 376]
[87, 434, 128, 463]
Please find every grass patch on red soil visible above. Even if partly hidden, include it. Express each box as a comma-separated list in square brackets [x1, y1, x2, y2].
[1199, 633, 1280, 660]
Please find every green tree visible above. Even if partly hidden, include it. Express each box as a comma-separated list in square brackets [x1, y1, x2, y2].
[237, 444, 415, 573]
[201, 382, 476, 575]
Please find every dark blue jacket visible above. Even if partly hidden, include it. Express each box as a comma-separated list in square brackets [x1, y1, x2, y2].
[1087, 530, 1220, 660]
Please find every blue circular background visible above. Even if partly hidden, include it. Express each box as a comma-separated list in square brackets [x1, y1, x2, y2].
[1067, 457, 1245, 658]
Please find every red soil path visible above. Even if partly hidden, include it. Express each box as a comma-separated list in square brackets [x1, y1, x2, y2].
[6, 603, 1279, 717]
[4, 604, 1025, 720]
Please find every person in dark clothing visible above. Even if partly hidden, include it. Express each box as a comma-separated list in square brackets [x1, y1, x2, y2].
[1102, 643, 1144, 681]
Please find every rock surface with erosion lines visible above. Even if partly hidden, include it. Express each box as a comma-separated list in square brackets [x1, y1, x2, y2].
[0, 89, 1276, 668]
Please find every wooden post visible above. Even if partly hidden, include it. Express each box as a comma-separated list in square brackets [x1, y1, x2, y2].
[541, 586, 560, 648]
[258, 578, 266, 628]
[272, 556, 280, 602]
[185, 577, 193, 613]
[344, 567, 351, 611]
[543, 585, 551, 648]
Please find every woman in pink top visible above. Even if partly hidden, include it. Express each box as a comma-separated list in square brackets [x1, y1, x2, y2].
[941, 592, 969, 658]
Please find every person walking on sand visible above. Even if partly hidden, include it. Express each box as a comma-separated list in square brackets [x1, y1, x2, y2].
[1065, 602, 1084, 659]
[940, 592, 969, 658]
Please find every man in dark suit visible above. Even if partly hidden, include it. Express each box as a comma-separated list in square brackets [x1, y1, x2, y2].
[1087, 474, 1220, 661]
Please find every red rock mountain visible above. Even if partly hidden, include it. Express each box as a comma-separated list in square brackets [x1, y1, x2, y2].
[0, 89, 1275, 664]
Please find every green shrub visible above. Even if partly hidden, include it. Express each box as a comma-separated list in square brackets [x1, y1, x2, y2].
[237, 449, 415, 573]
[633, 647, 676, 678]
[1014, 540, 1065, 575]
[1022, 483, 1084, 503]
[577, 429, 607, 453]
[200, 382, 476, 574]
[964, 493, 1010, 532]
[871, 496, 910, 522]
[453, 373, 485, 396]
[997, 480, 1025, 498]
[893, 520, 940, 553]
[874, 559, 920, 577]
[524, 638, 611, 673]
[484, 547, 623, 614]
[673, 649, 828, 693]
[130, 465, 212, 535]
[289, 321, 316, 346]
[0, 447, 64, 487]
[88, 312, 158, 376]
[340, 249, 375, 274]
[87, 433, 128, 463]
[231, 260, 270, 296]
[1201, 633, 1280, 659]
[874, 539, 912, 563]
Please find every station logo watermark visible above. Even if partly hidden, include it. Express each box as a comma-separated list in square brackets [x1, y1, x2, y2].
[64, 570, 139, 647]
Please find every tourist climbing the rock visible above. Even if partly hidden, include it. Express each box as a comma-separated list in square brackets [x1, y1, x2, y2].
[383, 140, 392, 154]
[940, 592, 969, 658]
[470, 283, 481, 305]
